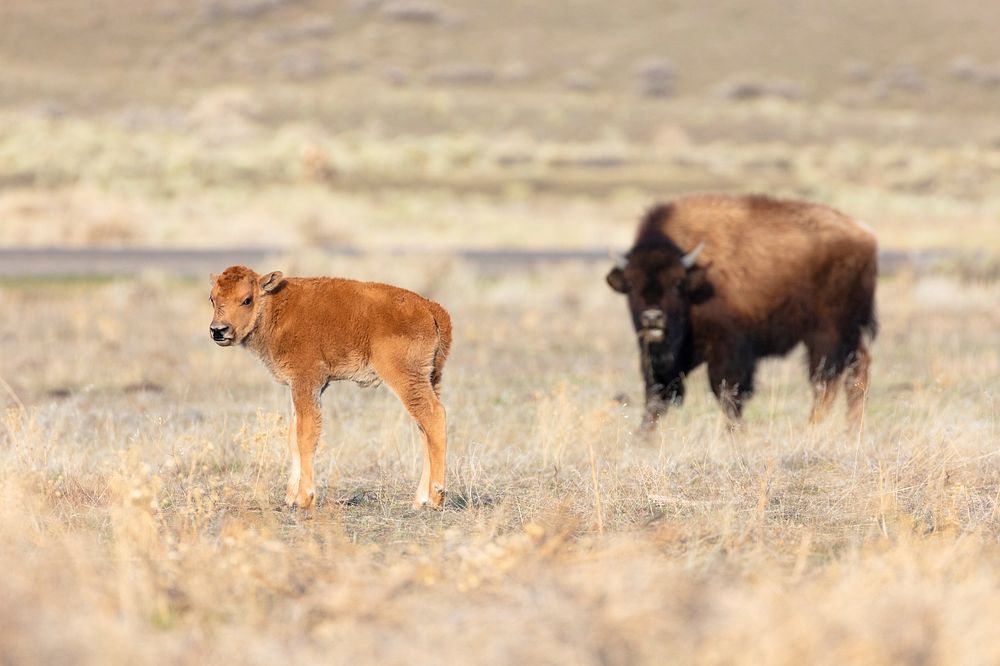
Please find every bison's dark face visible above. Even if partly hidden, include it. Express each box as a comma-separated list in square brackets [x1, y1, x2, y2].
[606, 241, 713, 361]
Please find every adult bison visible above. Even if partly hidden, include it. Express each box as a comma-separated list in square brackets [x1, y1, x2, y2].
[606, 194, 877, 429]
[209, 266, 452, 510]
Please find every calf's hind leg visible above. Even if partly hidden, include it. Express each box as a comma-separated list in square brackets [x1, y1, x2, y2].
[373, 353, 447, 509]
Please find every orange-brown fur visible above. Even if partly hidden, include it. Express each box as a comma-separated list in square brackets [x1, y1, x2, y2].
[209, 266, 452, 509]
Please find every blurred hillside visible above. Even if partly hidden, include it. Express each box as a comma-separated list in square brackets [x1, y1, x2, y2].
[4, 0, 1000, 119]
[0, 0, 998, 251]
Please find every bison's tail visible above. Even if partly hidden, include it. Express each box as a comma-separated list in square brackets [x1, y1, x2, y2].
[861, 250, 879, 342]
[862, 309, 879, 342]
[428, 300, 452, 396]
[856, 279, 878, 342]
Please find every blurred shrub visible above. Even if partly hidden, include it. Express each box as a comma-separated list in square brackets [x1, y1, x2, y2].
[380, 1, 445, 24]
[201, 0, 293, 21]
[188, 88, 262, 127]
[873, 64, 925, 95]
[383, 66, 411, 87]
[948, 55, 980, 82]
[634, 57, 676, 98]
[427, 63, 496, 86]
[497, 61, 532, 83]
[278, 49, 330, 81]
[841, 59, 873, 83]
[564, 70, 597, 93]
[265, 16, 335, 44]
[714, 76, 803, 101]
[976, 65, 1000, 87]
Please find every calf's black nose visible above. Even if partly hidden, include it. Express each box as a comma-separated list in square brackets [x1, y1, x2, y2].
[210, 323, 230, 340]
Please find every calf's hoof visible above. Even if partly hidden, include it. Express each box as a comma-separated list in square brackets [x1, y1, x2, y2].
[286, 487, 316, 510]
[412, 484, 446, 510]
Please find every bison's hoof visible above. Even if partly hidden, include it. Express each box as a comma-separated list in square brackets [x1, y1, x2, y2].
[638, 420, 659, 437]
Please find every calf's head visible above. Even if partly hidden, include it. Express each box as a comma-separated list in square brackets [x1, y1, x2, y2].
[606, 240, 712, 357]
[209, 265, 285, 346]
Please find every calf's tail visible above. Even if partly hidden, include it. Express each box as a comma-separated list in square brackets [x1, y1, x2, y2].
[427, 300, 452, 396]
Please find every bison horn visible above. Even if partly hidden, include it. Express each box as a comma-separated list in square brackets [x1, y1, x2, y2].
[680, 241, 705, 269]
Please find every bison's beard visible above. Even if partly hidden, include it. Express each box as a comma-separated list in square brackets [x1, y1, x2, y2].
[639, 335, 687, 405]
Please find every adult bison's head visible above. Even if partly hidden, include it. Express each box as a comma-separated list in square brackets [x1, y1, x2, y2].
[209, 265, 285, 346]
[606, 239, 713, 356]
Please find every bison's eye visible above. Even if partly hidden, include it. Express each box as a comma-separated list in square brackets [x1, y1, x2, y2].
[242, 296, 253, 306]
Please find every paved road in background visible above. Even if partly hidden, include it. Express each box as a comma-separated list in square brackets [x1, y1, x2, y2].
[0, 246, 951, 278]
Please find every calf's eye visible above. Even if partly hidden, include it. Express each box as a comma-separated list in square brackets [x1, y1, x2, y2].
[242, 296, 253, 306]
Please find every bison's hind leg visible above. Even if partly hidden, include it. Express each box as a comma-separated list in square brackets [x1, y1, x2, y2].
[807, 339, 846, 425]
[807, 327, 871, 426]
[844, 341, 871, 427]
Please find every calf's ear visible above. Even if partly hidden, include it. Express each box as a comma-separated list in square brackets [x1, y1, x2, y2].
[260, 271, 285, 294]
[606, 266, 629, 293]
[684, 265, 714, 304]
[209, 273, 217, 286]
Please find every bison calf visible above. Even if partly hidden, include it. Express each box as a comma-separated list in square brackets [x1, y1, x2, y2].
[607, 194, 877, 429]
[209, 265, 452, 509]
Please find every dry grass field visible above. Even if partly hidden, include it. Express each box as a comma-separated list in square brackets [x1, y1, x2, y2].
[0, 262, 998, 664]
[1, 0, 1000, 664]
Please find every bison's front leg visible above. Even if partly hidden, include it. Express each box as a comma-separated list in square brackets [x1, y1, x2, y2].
[844, 341, 871, 429]
[638, 339, 684, 432]
[641, 384, 669, 431]
[289, 385, 322, 509]
[708, 358, 756, 421]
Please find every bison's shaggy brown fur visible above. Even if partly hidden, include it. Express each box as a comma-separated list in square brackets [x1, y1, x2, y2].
[607, 194, 877, 428]
[209, 265, 452, 509]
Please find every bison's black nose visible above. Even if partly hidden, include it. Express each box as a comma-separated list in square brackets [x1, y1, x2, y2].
[640, 309, 666, 330]
[210, 323, 230, 340]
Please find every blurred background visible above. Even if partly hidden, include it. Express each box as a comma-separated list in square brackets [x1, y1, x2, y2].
[1, 0, 999, 267]
[1, 5, 1000, 663]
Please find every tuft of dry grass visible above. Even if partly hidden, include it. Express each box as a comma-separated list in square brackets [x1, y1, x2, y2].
[0, 260, 997, 664]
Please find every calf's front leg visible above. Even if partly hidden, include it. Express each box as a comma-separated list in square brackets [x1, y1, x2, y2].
[289, 385, 322, 509]
[284, 391, 301, 507]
